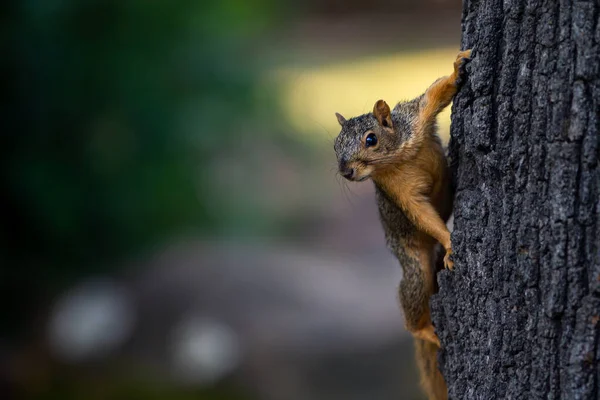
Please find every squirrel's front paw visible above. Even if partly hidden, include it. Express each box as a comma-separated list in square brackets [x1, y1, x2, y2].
[443, 248, 454, 270]
[453, 49, 472, 86]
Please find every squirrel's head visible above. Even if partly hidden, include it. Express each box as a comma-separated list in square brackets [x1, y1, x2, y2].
[333, 100, 401, 182]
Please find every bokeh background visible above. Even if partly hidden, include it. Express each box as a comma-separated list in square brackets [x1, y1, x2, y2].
[1, 1, 461, 399]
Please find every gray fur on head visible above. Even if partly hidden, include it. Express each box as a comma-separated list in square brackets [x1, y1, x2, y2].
[334, 113, 379, 161]
[333, 99, 420, 169]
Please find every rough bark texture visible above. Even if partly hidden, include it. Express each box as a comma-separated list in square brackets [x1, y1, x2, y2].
[431, 0, 600, 399]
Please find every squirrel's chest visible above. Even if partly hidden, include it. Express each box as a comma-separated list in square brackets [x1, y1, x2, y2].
[374, 185, 416, 249]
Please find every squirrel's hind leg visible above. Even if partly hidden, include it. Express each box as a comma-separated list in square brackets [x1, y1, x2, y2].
[397, 248, 440, 347]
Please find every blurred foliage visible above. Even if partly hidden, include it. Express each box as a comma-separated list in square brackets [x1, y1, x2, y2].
[0, 0, 278, 334]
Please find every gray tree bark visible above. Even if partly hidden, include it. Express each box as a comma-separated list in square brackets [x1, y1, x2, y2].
[431, 0, 600, 399]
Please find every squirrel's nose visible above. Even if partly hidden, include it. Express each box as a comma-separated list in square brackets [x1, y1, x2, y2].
[339, 158, 354, 180]
[342, 168, 354, 180]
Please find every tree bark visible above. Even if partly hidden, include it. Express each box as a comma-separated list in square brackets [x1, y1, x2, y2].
[431, 0, 600, 399]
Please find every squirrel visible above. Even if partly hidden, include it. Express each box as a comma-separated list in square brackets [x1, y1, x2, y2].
[333, 49, 472, 400]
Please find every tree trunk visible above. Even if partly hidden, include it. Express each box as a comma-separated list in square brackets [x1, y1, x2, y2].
[431, 0, 600, 399]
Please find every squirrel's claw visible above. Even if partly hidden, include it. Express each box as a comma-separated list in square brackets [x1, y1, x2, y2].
[443, 248, 454, 270]
[456, 49, 472, 61]
[454, 49, 472, 87]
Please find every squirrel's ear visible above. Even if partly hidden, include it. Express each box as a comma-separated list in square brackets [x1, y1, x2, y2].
[373, 100, 393, 129]
[335, 112, 347, 126]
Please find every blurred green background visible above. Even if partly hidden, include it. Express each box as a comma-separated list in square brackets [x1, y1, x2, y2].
[1, 1, 461, 399]
[3, 0, 277, 278]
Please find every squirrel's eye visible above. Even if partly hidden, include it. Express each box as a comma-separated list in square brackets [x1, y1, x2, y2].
[365, 133, 378, 148]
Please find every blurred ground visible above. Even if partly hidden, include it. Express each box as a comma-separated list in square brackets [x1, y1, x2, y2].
[2, 2, 462, 400]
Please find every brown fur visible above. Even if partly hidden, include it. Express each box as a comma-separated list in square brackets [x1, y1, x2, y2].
[333, 50, 471, 400]
[415, 339, 448, 400]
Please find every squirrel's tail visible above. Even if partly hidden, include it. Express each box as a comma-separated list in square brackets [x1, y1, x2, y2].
[414, 338, 447, 400]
